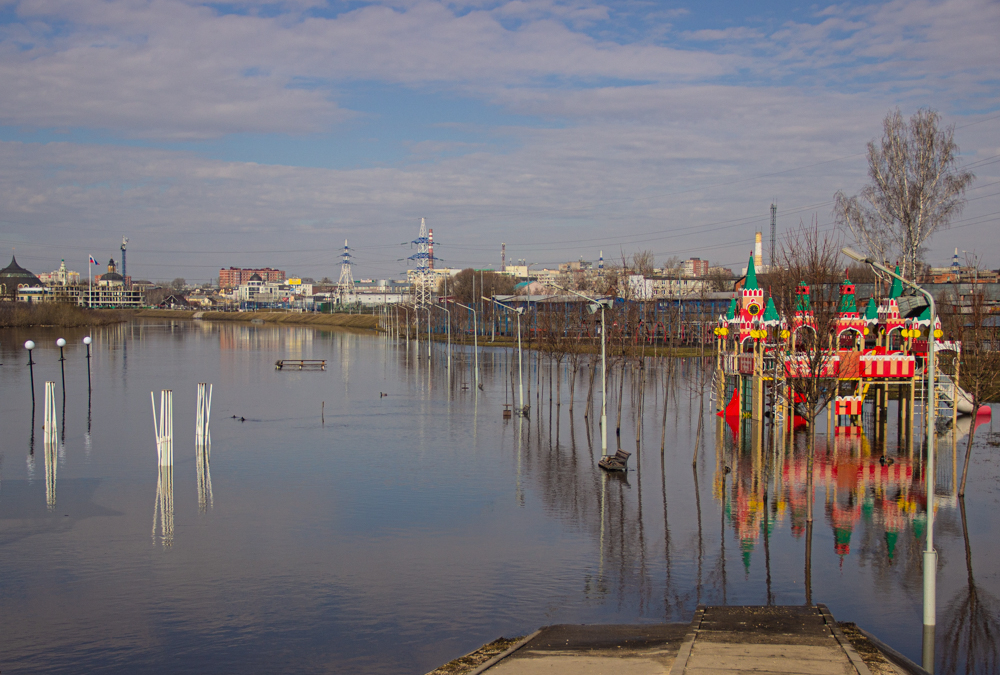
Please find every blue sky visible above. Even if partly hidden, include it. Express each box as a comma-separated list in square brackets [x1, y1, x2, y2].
[0, 0, 997, 282]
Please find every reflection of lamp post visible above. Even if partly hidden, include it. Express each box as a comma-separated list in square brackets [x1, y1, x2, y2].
[452, 301, 479, 390]
[546, 283, 613, 453]
[843, 246, 937, 672]
[485, 296, 526, 414]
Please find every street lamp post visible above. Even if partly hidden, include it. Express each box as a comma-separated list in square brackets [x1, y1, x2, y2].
[547, 283, 612, 454]
[452, 301, 479, 390]
[431, 303, 451, 374]
[843, 247, 937, 672]
[485, 296, 526, 415]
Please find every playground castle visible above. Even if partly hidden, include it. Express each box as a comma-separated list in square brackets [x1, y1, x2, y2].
[713, 246, 987, 450]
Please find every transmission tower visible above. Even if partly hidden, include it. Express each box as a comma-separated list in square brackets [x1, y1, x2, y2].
[337, 239, 356, 303]
[408, 218, 431, 308]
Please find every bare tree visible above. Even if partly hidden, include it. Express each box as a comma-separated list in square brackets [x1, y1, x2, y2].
[632, 250, 656, 277]
[957, 288, 1000, 495]
[834, 108, 975, 279]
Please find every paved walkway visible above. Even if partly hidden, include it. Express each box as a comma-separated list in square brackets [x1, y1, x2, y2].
[669, 605, 872, 675]
[473, 606, 877, 675]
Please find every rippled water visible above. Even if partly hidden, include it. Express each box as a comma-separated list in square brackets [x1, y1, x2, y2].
[1, 320, 998, 674]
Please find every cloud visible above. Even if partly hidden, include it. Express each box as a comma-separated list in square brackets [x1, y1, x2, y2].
[0, 0, 997, 278]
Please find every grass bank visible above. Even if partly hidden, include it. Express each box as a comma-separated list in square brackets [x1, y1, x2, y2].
[136, 309, 379, 330]
[0, 303, 128, 328]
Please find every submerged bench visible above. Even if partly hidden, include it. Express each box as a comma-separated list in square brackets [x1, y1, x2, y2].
[275, 359, 327, 371]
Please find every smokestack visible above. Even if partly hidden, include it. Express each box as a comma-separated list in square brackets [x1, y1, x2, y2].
[428, 228, 434, 270]
[754, 232, 763, 270]
[501, 243, 506, 273]
[599, 250, 604, 277]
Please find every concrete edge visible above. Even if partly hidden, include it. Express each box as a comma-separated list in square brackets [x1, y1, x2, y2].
[667, 604, 706, 675]
[466, 629, 545, 674]
[855, 626, 931, 675]
[816, 604, 873, 675]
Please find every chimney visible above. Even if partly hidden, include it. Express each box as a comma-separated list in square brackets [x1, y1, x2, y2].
[754, 232, 763, 270]
[428, 229, 434, 270]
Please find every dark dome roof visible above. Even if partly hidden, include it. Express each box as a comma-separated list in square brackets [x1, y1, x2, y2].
[102, 272, 124, 281]
[249, 273, 263, 281]
[0, 255, 43, 297]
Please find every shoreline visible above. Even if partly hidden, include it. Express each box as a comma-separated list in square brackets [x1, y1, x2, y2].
[135, 308, 380, 330]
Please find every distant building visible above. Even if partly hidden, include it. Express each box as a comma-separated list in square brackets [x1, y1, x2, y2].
[0, 255, 44, 302]
[219, 267, 286, 290]
[38, 260, 81, 286]
[81, 258, 143, 308]
[683, 258, 710, 278]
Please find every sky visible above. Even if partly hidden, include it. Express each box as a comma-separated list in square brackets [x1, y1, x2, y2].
[0, 0, 998, 284]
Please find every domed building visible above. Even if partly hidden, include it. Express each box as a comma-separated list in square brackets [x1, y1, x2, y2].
[0, 255, 44, 301]
[98, 258, 125, 286]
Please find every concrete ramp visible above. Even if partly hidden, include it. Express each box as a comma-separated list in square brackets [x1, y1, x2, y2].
[670, 605, 871, 675]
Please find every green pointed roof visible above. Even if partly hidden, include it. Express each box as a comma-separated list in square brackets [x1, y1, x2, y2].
[838, 280, 859, 314]
[744, 253, 758, 290]
[864, 299, 878, 322]
[795, 282, 812, 312]
[763, 297, 780, 323]
[889, 266, 903, 299]
[726, 297, 737, 321]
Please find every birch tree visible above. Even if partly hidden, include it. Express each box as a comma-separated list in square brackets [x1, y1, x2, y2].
[834, 108, 975, 279]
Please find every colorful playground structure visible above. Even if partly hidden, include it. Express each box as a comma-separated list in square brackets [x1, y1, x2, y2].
[714, 247, 990, 451]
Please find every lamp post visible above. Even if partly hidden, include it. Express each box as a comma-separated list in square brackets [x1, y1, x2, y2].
[485, 296, 525, 414]
[452, 301, 479, 390]
[843, 247, 937, 672]
[56, 338, 67, 399]
[83, 336, 93, 389]
[25, 340, 36, 406]
[431, 303, 451, 374]
[547, 283, 612, 454]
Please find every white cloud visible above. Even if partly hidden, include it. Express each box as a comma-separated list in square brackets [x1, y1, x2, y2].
[0, 0, 997, 278]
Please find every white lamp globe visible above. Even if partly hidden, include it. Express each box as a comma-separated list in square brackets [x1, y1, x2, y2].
[56, 338, 67, 347]
[24, 340, 35, 350]
[83, 336, 92, 345]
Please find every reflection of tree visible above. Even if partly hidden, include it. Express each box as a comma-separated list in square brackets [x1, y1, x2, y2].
[941, 497, 1000, 675]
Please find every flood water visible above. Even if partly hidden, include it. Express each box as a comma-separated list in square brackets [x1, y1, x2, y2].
[1, 319, 998, 674]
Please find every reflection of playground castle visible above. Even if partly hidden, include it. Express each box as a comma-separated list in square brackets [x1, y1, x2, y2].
[715, 240, 990, 445]
[718, 429, 940, 570]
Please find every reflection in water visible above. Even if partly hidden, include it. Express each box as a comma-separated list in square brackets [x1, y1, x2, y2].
[941, 498, 1000, 675]
[44, 436, 58, 510]
[3, 321, 999, 674]
[196, 441, 213, 513]
[152, 465, 174, 547]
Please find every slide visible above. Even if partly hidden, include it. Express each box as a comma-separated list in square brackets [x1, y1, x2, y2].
[939, 372, 991, 416]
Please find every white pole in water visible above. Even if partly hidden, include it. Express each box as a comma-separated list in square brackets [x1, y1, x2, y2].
[152, 390, 174, 466]
[195, 383, 213, 446]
